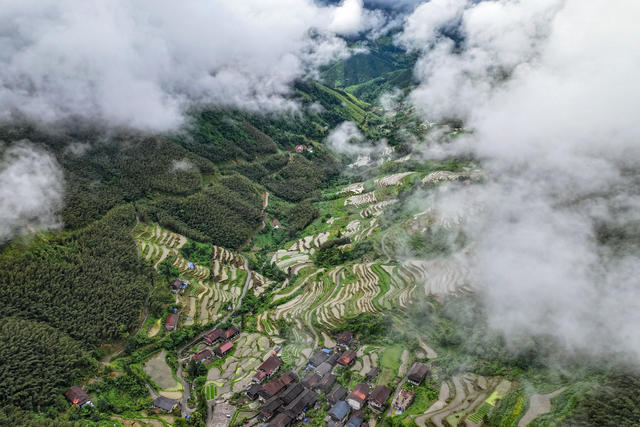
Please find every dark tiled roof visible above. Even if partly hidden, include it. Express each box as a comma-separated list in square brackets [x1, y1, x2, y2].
[328, 385, 348, 404]
[337, 349, 356, 366]
[317, 373, 337, 393]
[315, 361, 333, 376]
[284, 388, 318, 417]
[203, 328, 224, 344]
[64, 386, 90, 406]
[309, 350, 329, 367]
[268, 413, 292, 427]
[258, 355, 282, 375]
[225, 326, 240, 339]
[281, 382, 305, 405]
[246, 383, 263, 399]
[152, 396, 177, 412]
[407, 362, 429, 383]
[346, 415, 364, 427]
[259, 398, 283, 420]
[336, 331, 353, 345]
[260, 373, 296, 399]
[302, 372, 321, 388]
[369, 385, 391, 405]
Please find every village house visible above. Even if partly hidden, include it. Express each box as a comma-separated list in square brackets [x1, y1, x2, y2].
[269, 412, 292, 427]
[283, 388, 318, 420]
[365, 367, 380, 383]
[152, 396, 178, 413]
[280, 382, 305, 406]
[328, 400, 351, 423]
[64, 386, 92, 407]
[192, 349, 212, 363]
[315, 361, 333, 377]
[392, 388, 415, 412]
[203, 328, 224, 345]
[302, 372, 321, 389]
[214, 340, 234, 357]
[327, 384, 348, 405]
[308, 350, 330, 368]
[224, 326, 241, 340]
[368, 385, 392, 412]
[326, 352, 341, 366]
[253, 355, 282, 383]
[259, 398, 283, 421]
[337, 349, 356, 367]
[407, 362, 429, 386]
[246, 383, 263, 400]
[336, 331, 354, 349]
[169, 278, 188, 294]
[317, 373, 337, 393]
[164, 313, 179, 331]
[259, 372, 297, 401]
[347, 384, 370, 410]
[346, 414, 365, 427]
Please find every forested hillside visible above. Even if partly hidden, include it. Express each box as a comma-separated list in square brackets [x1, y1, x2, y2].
[0, 79, 374, 424]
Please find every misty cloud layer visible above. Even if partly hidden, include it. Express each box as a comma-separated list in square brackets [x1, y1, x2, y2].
[401, 0, 640, 360]
[0, 0, 391, 131]
[0, 142, 64, 242]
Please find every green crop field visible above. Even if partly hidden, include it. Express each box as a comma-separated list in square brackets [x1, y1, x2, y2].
[205, 383, 217, 401]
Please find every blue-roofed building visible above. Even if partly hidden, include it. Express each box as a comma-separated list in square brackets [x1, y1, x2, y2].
[346, 415, 364, 427]
[328, 400, 350, 423]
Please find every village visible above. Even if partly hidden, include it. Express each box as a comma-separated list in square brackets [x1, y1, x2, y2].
[63, 324, 432, 427]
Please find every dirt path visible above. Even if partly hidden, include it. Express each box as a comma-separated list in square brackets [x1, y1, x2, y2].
[518, 387, 567, 426]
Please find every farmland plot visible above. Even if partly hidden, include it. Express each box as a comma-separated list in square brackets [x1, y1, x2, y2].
[375, 172, 415, 187]
[360, 199, 397, 218]
[400, 253, 472, 296]
[134, 222, 250, 325]
[338, 182, 365, 195]
[345, 191, 377, 206]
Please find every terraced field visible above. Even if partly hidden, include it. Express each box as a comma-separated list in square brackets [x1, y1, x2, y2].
[375, 172, 415, 187]
[414, 375, 511, 427]
[134, 222, 251, 326]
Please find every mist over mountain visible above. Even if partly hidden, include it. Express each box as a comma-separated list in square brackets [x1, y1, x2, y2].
[2, 1, 640, 426]
[399, 0, 640, 361]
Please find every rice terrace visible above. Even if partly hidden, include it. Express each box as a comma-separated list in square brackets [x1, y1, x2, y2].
[1, 2, 637, 426]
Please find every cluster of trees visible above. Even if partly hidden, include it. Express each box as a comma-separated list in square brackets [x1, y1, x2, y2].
[0, 318, 92, 412]
[179, 241, 213, 265]
[145, 178, 262, 250]
[557, 375, 640, 426]
[314, 239, 377, 268]
[58, 136, 212, 229]
[0, 205, 168, 345]
[330, 312, 392, 343]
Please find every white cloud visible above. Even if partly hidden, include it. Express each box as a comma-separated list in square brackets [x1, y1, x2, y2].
[0, 141, 65, 242]
[0, 0, 387, 131]
[402, 0, 640, 360]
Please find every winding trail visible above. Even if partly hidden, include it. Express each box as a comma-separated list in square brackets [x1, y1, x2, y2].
[518, 387, 567, 426]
